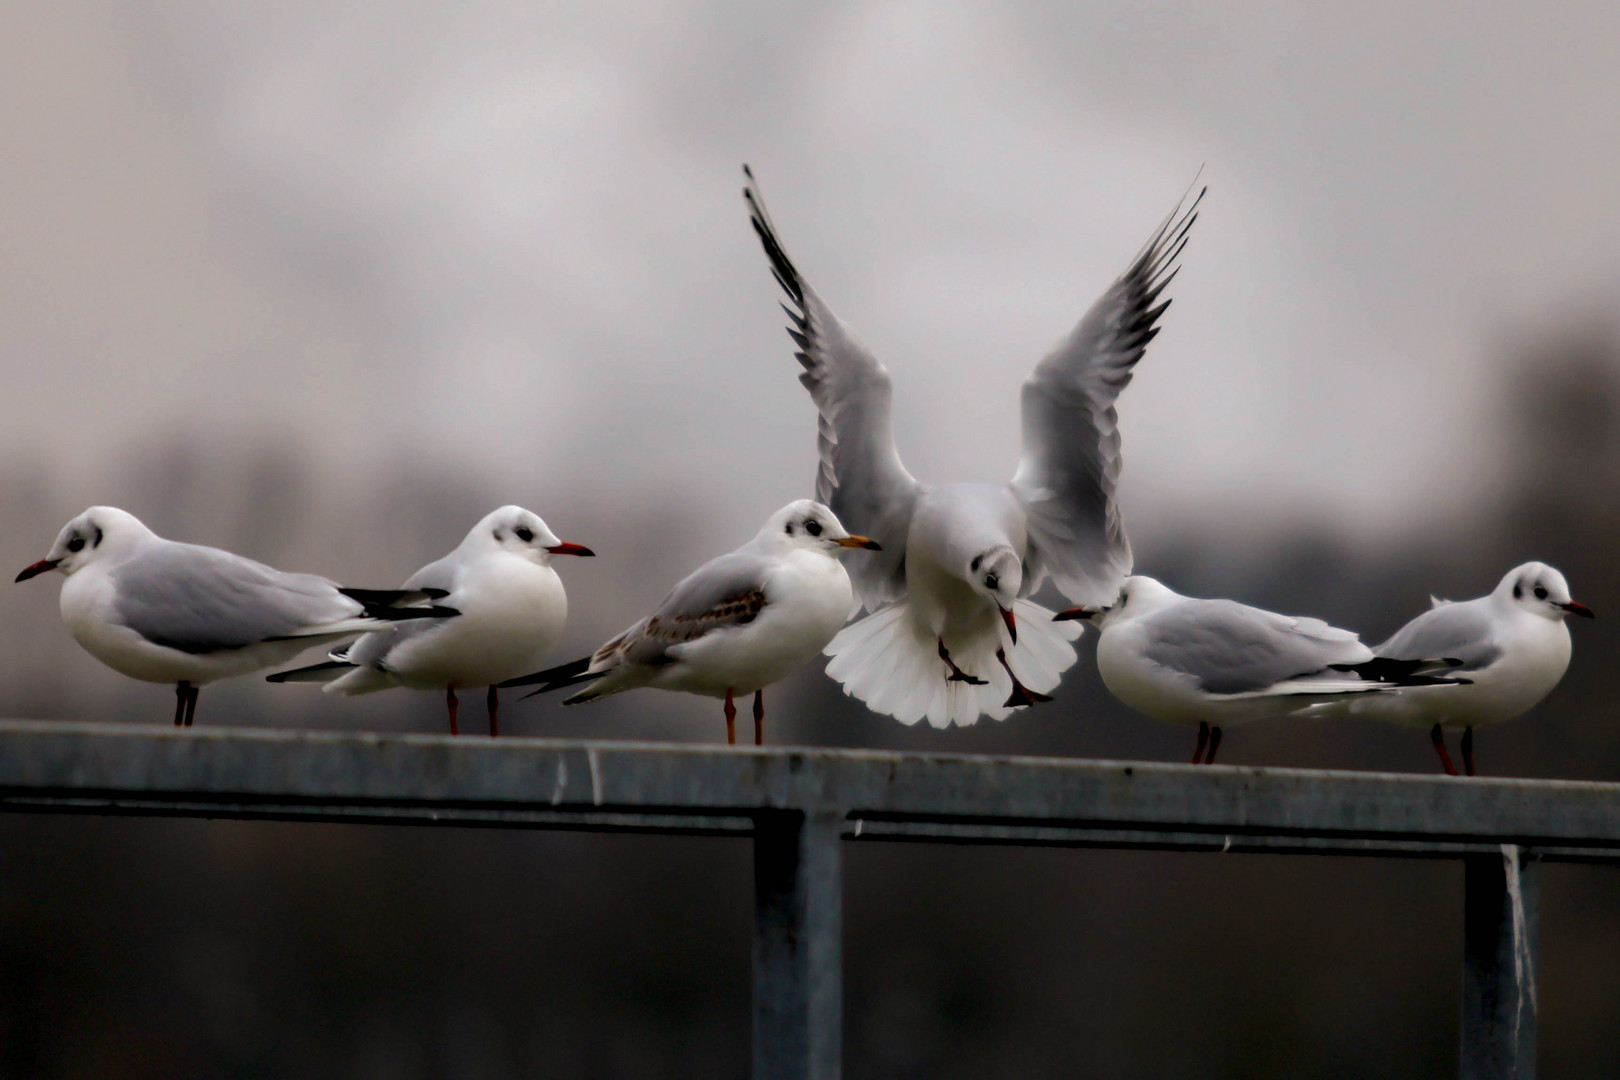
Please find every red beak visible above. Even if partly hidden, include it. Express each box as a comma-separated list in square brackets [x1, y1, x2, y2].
[999, 605, 1017, 644]
[15, 558, 60, 583]
[1562, 600, 1595, 619]
[546, 542, 595, 557]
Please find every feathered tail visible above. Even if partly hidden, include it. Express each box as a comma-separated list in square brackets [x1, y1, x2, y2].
[824, 599, 1082, 728]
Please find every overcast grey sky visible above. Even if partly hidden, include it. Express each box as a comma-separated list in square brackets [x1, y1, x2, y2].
[5, 1, 1619, 551]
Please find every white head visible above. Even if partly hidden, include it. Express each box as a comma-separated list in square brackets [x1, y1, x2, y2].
[16, 506, 156, 582]
[467, 505, 594, 564]
[1495, 561, 1593, 621]
[758, 499, 880, 558]
[962, 544, 1023, 642]
[1052, 575, 1181, 631]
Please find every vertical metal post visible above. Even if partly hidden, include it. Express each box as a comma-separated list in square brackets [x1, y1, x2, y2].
[1462, 845, 1539, 1080]
[753, 809, 842, 1080]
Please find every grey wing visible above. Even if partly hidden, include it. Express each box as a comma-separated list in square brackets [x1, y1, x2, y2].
[1376, 600, 1502, 671]
[610, 550, 773, 668]
[344, 554, 462, 669]
[1143, 598, 1367, 695]
[111, 541, 357, 654]
[745, 166, 921, 610]
[1010, 186, 1204, 607]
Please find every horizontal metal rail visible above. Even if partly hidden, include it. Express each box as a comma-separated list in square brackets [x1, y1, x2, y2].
[0, 718, 1592, 1079]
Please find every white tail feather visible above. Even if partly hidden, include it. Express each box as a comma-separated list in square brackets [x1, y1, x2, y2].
[824, 598, 1082, 728]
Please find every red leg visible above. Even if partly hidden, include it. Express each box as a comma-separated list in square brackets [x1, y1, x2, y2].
[447, 686, 459, 737]
[753, 689, 765, 747]
[996, 648, 1053, 708]
[1192, 721, 1209, 764]
[487, 685, 500, 738]
[1205, 725, 1223, 765]
[174, 682, 190, 727]
[724, 689, 737, 746]
[1461, 725, 1474, 777]
[1430, 724, 1458, 776]
[937, 639, 987, 685]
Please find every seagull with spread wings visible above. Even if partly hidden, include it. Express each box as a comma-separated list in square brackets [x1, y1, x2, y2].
[743, 166, 1202, 728]
[502, 500, 879, 746]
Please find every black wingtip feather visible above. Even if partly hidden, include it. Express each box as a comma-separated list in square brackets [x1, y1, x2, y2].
[499, 655, 592, 689]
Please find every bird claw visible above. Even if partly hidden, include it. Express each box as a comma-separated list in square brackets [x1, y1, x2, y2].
[1003, 684, 1053, 708]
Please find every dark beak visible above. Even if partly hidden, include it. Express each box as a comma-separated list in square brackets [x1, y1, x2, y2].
[837, 535, 882, 550]
[999, 605, 1017, 644]
[1052, 607, 1095, 622]
[15, 558, 60, 583]
[1562, 601, 1596, 619]
[546, 543, 595, 557]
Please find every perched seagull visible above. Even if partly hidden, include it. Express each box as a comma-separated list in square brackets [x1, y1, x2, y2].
[267, 506, 594, 736]
[502, 500, 878, 746]
[1055, 576, 1466, 764]
[15, 506, 456, 726]
[1312, 561, 1593, 776]
[743, 165, 1200, 728]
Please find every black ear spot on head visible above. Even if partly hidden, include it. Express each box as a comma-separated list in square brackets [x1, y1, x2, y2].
[492, 529, 504, 542]
[1513, 583, 1522, 600]
[92, 526, 103, 548]
[971, 554, 983, 572]
[784, 523, 794, 536]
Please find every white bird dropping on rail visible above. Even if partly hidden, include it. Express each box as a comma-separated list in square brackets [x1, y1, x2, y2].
[15, 506, 456, 727]
[501, 500, 879, 747]
[267, 506, 594, 736]
[1306, 561, 1593, 776]
[743, 165, 1199, 728]
[1054, 576, 1466, 764]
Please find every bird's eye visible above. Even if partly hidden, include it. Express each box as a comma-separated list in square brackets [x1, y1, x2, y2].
[805, 520, 822, 537]
[1534, 585, 1548, 601]
[515, 526, 534, 543]
[66, 536, 85, 553]
[984, 573, 999, 592]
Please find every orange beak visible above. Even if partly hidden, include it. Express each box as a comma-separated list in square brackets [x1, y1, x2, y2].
[837, 535, 882, 550]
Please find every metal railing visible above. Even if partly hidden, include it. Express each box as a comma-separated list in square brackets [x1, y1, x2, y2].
[3, 719, 1616, 1079]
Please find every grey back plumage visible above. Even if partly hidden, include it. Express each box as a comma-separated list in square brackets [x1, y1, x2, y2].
[112, 541, 355, 654]
[601, 549, 775, 669]
[1142, 598, 1368, 695]
[1376, 600, 1503, 672]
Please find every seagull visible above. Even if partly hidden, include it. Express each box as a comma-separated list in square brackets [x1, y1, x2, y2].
[267, 506, 594, 736]
[1311, 561, 1593, 776]
[501, 500, 878, 746]
[743, 165, 1200, 728]
[1055, 576, 1466, 764]
[15, 506, 456, 726]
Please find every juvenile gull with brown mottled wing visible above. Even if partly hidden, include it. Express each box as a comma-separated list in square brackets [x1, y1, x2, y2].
[503, 500, 878, 745]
